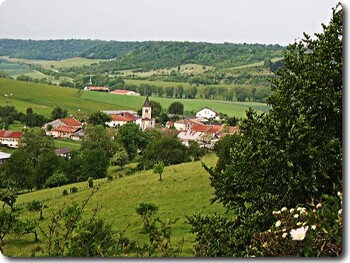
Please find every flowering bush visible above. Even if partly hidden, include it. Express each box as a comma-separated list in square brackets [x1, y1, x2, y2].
[248, 192, 342, 256]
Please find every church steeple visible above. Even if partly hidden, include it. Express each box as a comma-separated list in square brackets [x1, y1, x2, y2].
[142, 96, 152, 119]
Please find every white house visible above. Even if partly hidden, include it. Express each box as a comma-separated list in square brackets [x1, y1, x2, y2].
[196, 107, 219, 120]
[0, 130, 23, 148]
[110, 89, 141, 96]
[105, 112, 138, 128]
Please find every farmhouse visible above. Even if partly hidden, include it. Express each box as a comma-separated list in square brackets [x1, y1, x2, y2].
[110, 89, 141, 96]
[196, 107, 219, 120]
[84, 86, 110, 92]
[105, 112, 138, 128]
[44, 118, 83, 140]
[0, 130, 23, 148]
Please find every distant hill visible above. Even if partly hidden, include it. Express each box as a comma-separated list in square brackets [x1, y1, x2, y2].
[0, 39, 284, 70]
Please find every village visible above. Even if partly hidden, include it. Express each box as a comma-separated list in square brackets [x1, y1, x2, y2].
[0, 93, 238, 163]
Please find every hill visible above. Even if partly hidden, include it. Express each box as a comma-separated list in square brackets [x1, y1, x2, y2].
[2, 154, 231, 257]
[0, 78, 269, 117]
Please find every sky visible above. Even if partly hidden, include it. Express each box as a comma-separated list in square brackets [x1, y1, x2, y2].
[0, 0, 343, 45]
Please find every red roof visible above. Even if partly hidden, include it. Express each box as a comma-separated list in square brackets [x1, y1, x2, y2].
[122, 112, 138, 121]
[207, 125, 223, 134]
[59, 118, 82, 127]
[111, 115, 134, 122]
[0, 130, 23, 139]
[191, 124, 210, 133]
[53, 126, 80, 133]
[111, 89, 129, 94]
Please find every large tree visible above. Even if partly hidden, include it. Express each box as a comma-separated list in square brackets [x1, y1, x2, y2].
[190, 6, 342, 256]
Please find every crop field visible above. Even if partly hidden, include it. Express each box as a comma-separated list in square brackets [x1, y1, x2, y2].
[0, 56, 106, 69]
[1, 154, 232, 257]
[0, 62, 35, 76]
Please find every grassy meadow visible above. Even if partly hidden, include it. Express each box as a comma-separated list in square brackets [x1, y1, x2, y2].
[0, 78, 269, 118]
[1, 154, 231, 257]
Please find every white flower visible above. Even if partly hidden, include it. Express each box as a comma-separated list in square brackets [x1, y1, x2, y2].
[294, 214, 299, 218]
[311, 225, 316, 230]
[282, 232, 288, 238]
[275, 220, 281, 227]
[290, 226, 309, 241]
[316, 203, 322, 209]
[281, 207, 287, 212]
[290, 208, 295, 213]
[296, 222, 303, 226]
[338, 209, 342, 215]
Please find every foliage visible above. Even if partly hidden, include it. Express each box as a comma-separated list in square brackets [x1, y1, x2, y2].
[51, 107, 68, 120]
[110, 147, 129, 169]
[116, 123, 148, 161]
[27, 200, 46, 220]
[192, 6, 342, 256]
[45, 171, 69, 188]
[153, 162, 164, 181]
[187, 141, 205, 161]
[81, 147, 109, 180]
[0, 189, 18, 211]
[34, 151, 63, 189]
[248, 192, 342, 256]
[81, 125, 118, 158]
[88, 111, 112, 126]
[87, 177, 94, 188]
[140, 136, 190, 169]
[168, 102, 184, 115]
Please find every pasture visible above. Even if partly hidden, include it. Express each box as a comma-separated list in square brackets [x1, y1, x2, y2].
[1, 154, 231, 257]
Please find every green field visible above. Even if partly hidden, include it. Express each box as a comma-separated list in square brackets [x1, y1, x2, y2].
[0, 56, 106, 69]
[0, 62, 35, 76]
[1, 154, 232, 257]
[0, 78, 126, 116]
[82, 90, 269, 117]
[0, 78, 269, 118]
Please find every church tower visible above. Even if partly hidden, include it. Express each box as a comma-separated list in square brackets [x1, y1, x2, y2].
[140, 96, 155, 130]
[142, 96, 152, 119]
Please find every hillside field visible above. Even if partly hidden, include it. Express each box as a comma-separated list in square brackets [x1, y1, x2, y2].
[1, 154, 232, 257]
[0, 78, 269, 118]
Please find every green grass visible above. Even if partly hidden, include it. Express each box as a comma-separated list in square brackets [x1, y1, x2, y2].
[2, 154, 231, 257]
[0, 78, 127, 117]
[82, 90, 269, 117]
[0, 62, 35, 76]
[0, 56, 106, 69]
[54, 138, 81, 150]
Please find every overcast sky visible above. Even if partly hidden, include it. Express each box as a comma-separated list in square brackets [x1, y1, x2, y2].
[0, 0, 342, 45]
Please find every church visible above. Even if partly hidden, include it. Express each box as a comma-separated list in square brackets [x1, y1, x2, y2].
[139, 96, 155, 131]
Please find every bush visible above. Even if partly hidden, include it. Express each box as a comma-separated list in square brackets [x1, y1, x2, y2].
[62, 189, 68, 196]
[87, 177, 94, 188]
[70, 187, 78, 193]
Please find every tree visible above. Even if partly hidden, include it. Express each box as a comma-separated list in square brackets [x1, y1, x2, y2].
[189, 6, 342, 256]
[1, 150, 34, 191]
[153, 162, 164, 181]
[45, 171, 69, 188]
[27, 200, 46, 220]
[34, 151, 63, 189]
[0, 189, 18, 211]
[110, 147, 129, 169]
[150, 100, 162, 118]
[187, 140, 205, 161]
[81, 147, 109, 180]
[116, 123, 148, 161]
[82, 125, 118, 158]
[88, 111, 112, 126]
[168, 102, 184, 115]
[19, 128, 55, 167]
[140, 136, 190, 169]
[51, 107, 68, 120]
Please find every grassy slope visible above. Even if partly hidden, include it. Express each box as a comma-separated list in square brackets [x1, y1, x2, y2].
[0, 78, 126, 116]
[82, 91, 269, 117]
[2, 154, 229, 257]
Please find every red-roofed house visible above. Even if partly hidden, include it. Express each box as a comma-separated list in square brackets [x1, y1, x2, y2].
[106, 112, 138, 128]
[0, 130, 23, 148]
[44, 118, 83, 139]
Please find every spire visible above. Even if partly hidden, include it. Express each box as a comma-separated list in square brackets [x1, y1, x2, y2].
[143, 96, 151, 107]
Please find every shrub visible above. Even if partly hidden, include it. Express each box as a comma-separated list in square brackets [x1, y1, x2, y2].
[62, 189, 68, 196]
[70, 187, 78, 193]
[87, 177, 94, 188]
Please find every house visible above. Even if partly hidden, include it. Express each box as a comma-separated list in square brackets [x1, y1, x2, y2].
[84, 86, 110, 92]
[177, 131, 204, 147]
[196, 107, 219, 120]
[173, 119, 192, 131]
[105, 112, 138, 128]
[50, 126, 83, 139]
[44, 118, 83, 140]
[0, 151, 11, 165]
[0, 130, 23, 148]
[110, 89, 140, 96]
[103, 110, 138, 117]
